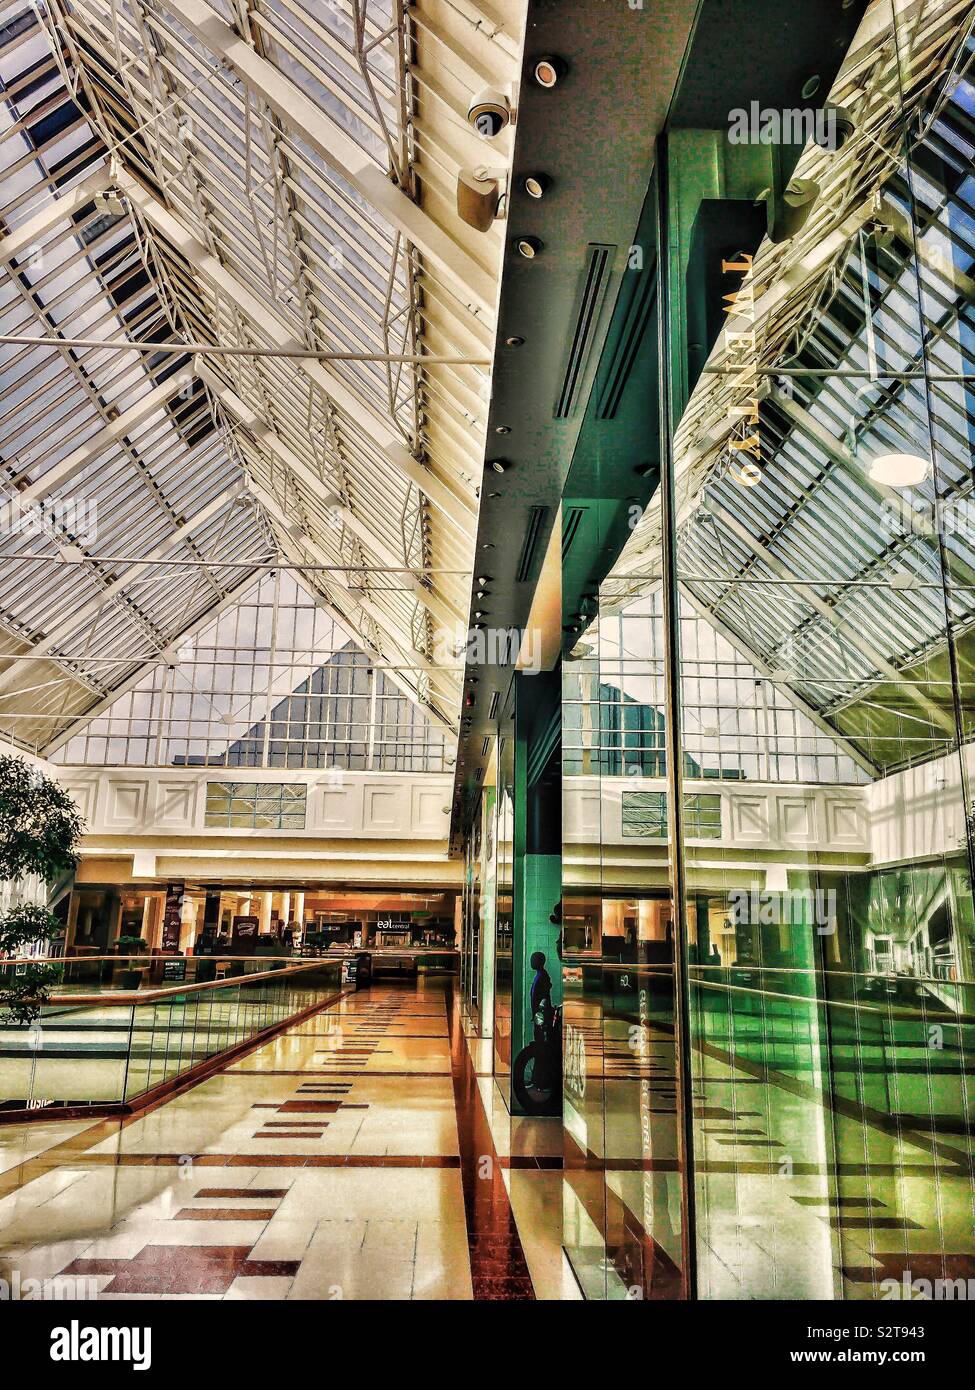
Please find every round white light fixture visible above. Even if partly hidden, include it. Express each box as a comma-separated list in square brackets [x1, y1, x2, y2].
[515, 236, 543, 259]
[868, 452, 930, 487]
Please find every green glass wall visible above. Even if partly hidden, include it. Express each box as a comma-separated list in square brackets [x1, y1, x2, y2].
[558, 0, 975, 1300]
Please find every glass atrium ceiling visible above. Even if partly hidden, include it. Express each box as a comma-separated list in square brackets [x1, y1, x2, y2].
[0, 0, 519, 756]
[606, 0, 975, 776]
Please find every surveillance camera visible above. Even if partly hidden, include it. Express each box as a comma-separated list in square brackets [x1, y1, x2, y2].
[468, 88, 511, 138]
[815, 104, 855, 153]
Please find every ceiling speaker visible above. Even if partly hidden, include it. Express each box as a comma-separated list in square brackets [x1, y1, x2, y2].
[457, 169, 501, 232]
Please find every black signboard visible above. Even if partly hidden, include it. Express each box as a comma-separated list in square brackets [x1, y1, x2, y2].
[162, 958, 187, 982]
[162, 882, 184, 951]
[231, 915, 259, 953]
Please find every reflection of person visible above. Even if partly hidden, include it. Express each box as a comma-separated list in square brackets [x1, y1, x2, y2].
[530, 950, 554, 1028]
[549, 902, 563, 962]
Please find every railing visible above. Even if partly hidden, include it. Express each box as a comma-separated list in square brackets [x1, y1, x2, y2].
[0, 956, 346, 1115]
[565, 955, 975, 1136]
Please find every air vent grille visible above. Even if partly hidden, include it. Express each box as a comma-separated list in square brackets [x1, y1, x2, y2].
[481, 736, 491, 757]
[597, 258, 658, 419]
[554, 243, 615, 419]
[516, 505, 549, 583]
[561, 506, 587, 560]
[488, 691, 500, 719]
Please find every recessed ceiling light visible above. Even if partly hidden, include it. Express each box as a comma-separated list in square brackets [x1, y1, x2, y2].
[504, 335, 524, 347]
[490, 459, 508, 474]
[515, 236, 543, 259]
[476, 575, 491, 584]
[523, 173, 550, 199]
[533, 55, 566, 88]
[868, 452, 930, 487]
[494, 424, 511, 434]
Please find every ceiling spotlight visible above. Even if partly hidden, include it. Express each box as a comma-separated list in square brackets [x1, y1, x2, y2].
[533, 55, 566, 88]
[523, 173, 551, 199]
[476, 575, 491, 585]
[869, 452, 931, 487]
[515, 235, 543, 259]
[474, 611, 486, 620]
[490, 459, 509, 474]
[634, 463, 656, 478]
[504, 335, 524, 347]
[494, 424, 511, 434]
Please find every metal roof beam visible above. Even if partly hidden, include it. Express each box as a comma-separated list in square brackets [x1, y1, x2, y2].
[705, 500, 955, 735]
[199, 363, 466, 630]
[120, 174, 478, 537]
[246, 475, 460, 709]
[678, 582, 880, 777]
[0, 487, 242, 693]
[160, 0, 495, 318]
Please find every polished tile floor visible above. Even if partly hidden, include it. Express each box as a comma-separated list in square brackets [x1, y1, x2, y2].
[0, 981, 571, 1300]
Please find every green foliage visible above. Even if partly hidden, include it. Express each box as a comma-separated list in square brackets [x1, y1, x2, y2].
[0, 901, 62, 956]
[0, 755, 84, 883]
[0, 903, 64, 1026]
[0, 961, 62, 1027]
[116, 936, 148, 954]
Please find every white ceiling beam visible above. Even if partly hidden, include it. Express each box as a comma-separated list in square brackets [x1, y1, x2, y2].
[0, 166, 113, 264]
[160, 0, 495, 319]
[120, 174, 478, 536]
[0, 487, 242, 693]
[199, 364, 467, 630]
[40, 571, 261, 757]
[678, 582, 880, 777]
[7, 374, 193, 512]
[706, 500, 955, 734]
[247, 475, 461, 706]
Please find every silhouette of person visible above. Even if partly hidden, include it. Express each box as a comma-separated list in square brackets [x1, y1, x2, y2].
[530, 950, 553, 1028]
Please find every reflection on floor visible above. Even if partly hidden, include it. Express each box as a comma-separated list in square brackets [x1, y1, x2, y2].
[563, 996, 975, 1300]
[0, 982, 569, 1300]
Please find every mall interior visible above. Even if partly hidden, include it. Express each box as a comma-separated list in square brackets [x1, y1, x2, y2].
[0, 0, 973, 1304]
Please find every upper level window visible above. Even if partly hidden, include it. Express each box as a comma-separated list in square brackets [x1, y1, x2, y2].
[205, 782, 307, 829]
[622, 790, 722, 839]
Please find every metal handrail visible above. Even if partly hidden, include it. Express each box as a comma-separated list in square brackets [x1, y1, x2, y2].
[11, 959, 338, 1009]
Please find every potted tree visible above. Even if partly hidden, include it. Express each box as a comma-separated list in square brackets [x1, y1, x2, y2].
[114, 935, 149, 990]
[0, 755, 83, 1026]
